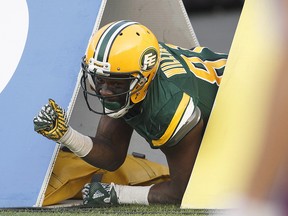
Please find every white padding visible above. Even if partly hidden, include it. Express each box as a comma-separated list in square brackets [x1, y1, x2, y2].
[114, 184, 153, 205]
[59, 127, 93, 157]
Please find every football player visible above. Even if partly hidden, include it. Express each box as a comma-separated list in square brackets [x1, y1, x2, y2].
[34, 20, 227, 206]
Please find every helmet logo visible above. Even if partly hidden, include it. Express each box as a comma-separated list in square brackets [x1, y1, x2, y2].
[140, 48, 158, 71]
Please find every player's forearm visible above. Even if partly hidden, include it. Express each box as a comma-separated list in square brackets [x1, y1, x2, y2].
[82, 137, 126, 171]
[56, 123, 125, 170]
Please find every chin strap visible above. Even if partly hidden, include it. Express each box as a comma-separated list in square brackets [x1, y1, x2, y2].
[106, 102, 134, 118]
[106, 90, 135, 118]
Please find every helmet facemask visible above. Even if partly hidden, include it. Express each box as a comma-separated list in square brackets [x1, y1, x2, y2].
[80, 56, 147, 118]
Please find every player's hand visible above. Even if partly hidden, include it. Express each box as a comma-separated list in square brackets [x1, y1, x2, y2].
[82, 182, 119, 207]
[33, 99, 68, 141]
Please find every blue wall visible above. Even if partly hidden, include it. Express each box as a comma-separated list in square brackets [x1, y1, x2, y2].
[0, 0, 102, 207]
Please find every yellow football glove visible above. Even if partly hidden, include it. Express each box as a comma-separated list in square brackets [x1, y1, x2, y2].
[33, 99, 68, 141]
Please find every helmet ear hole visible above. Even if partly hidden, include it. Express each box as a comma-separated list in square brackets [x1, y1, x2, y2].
[136, 32, 140, 36]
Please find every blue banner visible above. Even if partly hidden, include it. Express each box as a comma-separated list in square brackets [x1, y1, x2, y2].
[0, 0, 102, 207]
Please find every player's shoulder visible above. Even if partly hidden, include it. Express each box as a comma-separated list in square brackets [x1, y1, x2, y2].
[190, 46, 228, 60]
[159, 42, 228, 60]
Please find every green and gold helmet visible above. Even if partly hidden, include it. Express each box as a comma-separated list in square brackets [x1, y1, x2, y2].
[81, 20, 160, 118]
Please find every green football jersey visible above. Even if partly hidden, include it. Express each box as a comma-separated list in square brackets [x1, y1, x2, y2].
[124, 42, 228, 148]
